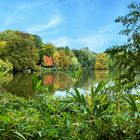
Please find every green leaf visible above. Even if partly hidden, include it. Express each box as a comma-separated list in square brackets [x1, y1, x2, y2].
[0, 114, 11, 123]
[95, 81, 106, 94]
[123, 94, 138, 113]
[13, 131, 27, 140]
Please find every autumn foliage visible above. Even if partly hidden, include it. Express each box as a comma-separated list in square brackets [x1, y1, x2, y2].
[42, 55, 53, 67]
[95, 53, 109, 70]
[42, 74, 53, 85]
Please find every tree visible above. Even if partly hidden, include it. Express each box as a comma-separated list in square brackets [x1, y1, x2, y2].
[40, 43, 56, 57]
[0, 59, 13, 77]
[32, 34, 43, 49]
[53, 51, 61, 68]
[72, 48, 96, 69]
[106, 2, 140, 84]
[95, 53, 109, 70]
[53, 49, 79, 70]
[53, 50, 71, 70]
[0, 30, 39, 71]
[0, 41, 7, 47]
[42, 55, 53, 67]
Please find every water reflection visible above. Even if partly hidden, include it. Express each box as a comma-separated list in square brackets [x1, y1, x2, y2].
[75, 70, 95, 90]
[42, 72, 75, 95]
[75, 70, 110, 89]
[1, 73, 34, 98]
[95, 70, 109, 82]
[0, 70, 128, 98]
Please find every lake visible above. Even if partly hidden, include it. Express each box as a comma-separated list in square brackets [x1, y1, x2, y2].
[0, 70, 140, 98]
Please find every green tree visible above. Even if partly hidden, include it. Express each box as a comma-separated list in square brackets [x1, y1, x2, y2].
[0, 59, 13, 77]
[0, 30, 38, 71]
[32, 34, 43, 49]
[73, 48, 96, 69]
[40, 43, 56, 57]
[106, 2, 140, 84]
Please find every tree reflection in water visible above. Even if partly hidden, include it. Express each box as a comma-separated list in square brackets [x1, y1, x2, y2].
[2, 73, 34, 98]
[42, 72, 75, 95]
[95, 70, 109, 82]
[0, 70, 115, 98]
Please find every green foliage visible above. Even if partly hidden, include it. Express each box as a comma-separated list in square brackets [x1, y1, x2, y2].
[106, 2, 140, 84]
[0, 83, 140, 139]
[72, 47, 96, 70]
[0, 59, 13, 77]
[0, 73, 13, 86]
[32, 34, 43, 49]
[40, 43, 56, 58]
[70, 57, 81, 72]
[0, 30, 39, 71]
[53, 48, 80, 71]
[32, 74, 42, 91]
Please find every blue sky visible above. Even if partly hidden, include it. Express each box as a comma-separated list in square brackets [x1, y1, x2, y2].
[0, 0, 138, 52]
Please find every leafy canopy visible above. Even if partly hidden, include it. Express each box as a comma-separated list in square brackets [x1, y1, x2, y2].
[0, 30, 39, 71]
[106, 2, 140, 84]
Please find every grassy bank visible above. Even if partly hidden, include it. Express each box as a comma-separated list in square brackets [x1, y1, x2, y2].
[0, 82, 140, 140]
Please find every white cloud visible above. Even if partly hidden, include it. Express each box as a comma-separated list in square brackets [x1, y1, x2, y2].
[43, 24, 117, 51]
[39, 28, 66, 36]
[74, 35, 108, 49]
[41, 24, 123, 52]
[46, 17, 62, 29]
[17, 2, 45, 9]
[71, 35, 109, 52]
[71, 24, 120, 52]
[50, 36, 69, 46]
[27, 16, 62, 33]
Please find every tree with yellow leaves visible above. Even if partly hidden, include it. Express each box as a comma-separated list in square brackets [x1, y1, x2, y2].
[95, 53, 109, 70]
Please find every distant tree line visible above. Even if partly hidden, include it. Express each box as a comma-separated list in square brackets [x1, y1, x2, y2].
[0, 30, 80, 72]
[0, 30, 114, 74]
[72, 48, 113, 70]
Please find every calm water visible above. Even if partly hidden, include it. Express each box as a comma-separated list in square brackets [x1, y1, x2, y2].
[0, 70, 140, 98]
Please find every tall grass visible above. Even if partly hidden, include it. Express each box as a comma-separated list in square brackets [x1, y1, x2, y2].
[0, 82, 140, 139]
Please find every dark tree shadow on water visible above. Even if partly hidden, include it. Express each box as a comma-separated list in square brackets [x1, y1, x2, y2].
[3, 73, 34, 98]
